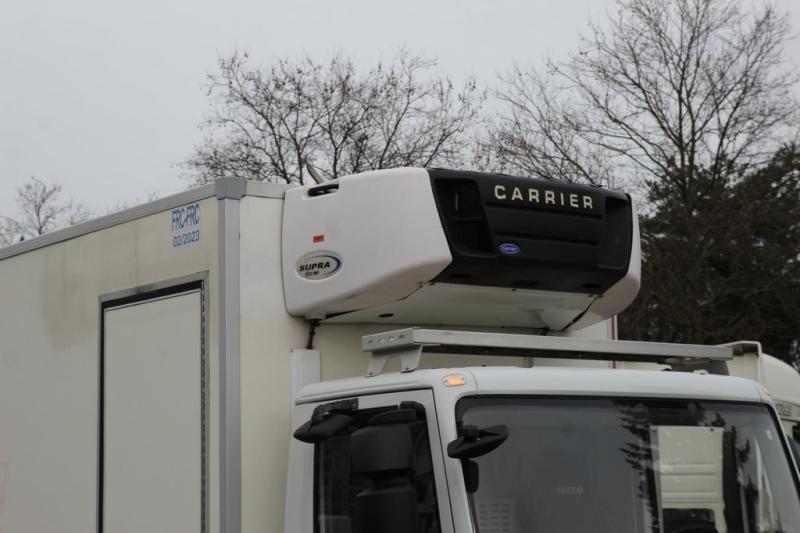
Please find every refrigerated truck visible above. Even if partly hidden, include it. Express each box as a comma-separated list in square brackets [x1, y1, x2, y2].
[1, 168, 799, 533]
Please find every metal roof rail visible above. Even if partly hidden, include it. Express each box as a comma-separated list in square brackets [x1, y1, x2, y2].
[362, 328, 733, 377]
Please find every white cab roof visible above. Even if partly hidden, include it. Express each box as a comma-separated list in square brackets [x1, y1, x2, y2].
[297, 367, 766, 405]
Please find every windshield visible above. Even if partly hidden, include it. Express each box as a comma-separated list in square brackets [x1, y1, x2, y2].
[457, 397, 800, 533]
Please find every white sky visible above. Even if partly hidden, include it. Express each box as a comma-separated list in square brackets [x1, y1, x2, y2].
[1, 0, 798, 216]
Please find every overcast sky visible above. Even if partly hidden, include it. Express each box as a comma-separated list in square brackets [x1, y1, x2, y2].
[1, 0, 798, 216]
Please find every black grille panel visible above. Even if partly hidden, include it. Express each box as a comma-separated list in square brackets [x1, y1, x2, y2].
[429, 169, 633, 294]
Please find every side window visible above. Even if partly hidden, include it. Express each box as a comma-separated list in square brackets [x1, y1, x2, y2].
[792, 424, 800, 466]
[314, 403, 441, 533]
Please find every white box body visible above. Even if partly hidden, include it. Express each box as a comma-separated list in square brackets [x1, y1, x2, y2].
[0, 169, 644, 533]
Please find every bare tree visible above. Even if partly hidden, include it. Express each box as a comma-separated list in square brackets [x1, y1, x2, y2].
[0, 217, 20, 247]
[492, 0, 798, 191]
[488, 72, 617, 185]
[186, 51, 484, 184]
[488, 0, 800, 364]
[0, 177, 91, 246]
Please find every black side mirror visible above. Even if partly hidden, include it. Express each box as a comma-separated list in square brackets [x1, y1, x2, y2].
[293, 413, 353, 444]
[351, 424, 419, 533]
[447, 425, 509, 459]
[448, 425, 508, 495]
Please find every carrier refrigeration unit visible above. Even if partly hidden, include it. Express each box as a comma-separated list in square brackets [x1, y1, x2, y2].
[1, 168, 798, 533]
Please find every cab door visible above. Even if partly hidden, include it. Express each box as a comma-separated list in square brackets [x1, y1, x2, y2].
[287, 390, 454, 533]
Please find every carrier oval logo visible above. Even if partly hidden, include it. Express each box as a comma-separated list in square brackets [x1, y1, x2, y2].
[296, 253, 342, 280]
[499, 243, 521, 255]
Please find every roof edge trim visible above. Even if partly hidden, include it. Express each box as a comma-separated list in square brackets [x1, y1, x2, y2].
[0, 177, 290, 261]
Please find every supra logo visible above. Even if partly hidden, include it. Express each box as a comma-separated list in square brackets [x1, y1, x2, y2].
[296, 253, 342, 280]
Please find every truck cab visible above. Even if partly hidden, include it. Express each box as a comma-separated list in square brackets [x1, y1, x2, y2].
[281, 169, 800, 533]
[289, 365, 800, 533]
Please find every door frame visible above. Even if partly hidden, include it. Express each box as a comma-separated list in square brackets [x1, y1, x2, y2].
[97, 272, 209, 533]
[293, 389, 455, 533]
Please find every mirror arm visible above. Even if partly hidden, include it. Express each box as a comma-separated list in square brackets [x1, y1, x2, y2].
[447, 424, 509, 460]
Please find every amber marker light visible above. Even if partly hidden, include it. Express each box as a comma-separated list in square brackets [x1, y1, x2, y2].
[442, 374, 467, 387]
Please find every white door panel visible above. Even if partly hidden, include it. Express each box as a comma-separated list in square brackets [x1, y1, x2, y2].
[103, 289, 203, 533]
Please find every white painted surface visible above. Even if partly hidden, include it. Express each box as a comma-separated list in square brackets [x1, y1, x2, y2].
[313, 323, 524, 382]
[290, 350, 321, 414]
[239, 196, 307, 533]
[297, 367, 765, 406]
[324, 282, 598, 330]
[282, 168, 452, 318]
[724, 341, 800, 432]
[103, 290, 203, 533]
[0, 197, 219, 533]
[762, 353, 800, 425]
[655, 426, 725, 532]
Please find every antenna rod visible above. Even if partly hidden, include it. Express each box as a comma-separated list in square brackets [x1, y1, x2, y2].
[306, 163, 325, 184]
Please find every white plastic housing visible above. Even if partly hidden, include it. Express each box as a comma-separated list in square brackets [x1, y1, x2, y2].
[282, 167, 641, 331]
[282, 168, 452, 318]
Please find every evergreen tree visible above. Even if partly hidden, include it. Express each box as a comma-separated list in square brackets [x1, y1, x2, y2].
[621, 145, 800, 367]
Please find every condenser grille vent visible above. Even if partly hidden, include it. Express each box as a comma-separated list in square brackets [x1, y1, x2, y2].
[429, 168, 633, 294]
